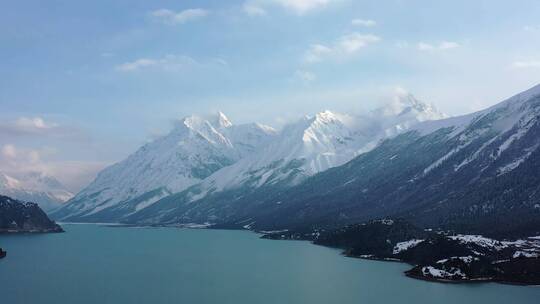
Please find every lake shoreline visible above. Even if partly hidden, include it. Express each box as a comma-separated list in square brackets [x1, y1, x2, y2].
[4, 223, 540, 304]
[54, 221, 540, 286]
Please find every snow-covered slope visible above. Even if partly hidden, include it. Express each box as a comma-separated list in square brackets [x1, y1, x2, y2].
[53, 84, 540, 236]
[54, 94, 445, 223]
[53, 112, 277, 220]
[0, 171, 73, 212]
[416, 83, 540, 177]
[223, 83, 540, 235]
[198, 93, 447, 194]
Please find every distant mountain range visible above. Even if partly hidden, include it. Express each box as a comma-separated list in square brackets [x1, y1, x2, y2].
[0, 171, 73, 212]
[52, 92, 445, 223]
[52, 84, 540, 237]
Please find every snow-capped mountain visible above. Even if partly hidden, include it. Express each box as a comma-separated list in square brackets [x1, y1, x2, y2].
[218, 83, 540, 236]
[193, 93, 446, 194]
[53, 92, 445, 223]
[52, 83, 540, 238]
[0, 171, 73, 212]
[53, 112, 277, 221]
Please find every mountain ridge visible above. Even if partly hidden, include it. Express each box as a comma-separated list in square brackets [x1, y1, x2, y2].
[215, 83, 540, 237]
[54, 84, 540, 238]
[53, 93, 447, 223]
[52, 112, 277, 221]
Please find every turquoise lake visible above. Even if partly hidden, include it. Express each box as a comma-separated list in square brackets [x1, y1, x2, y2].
[1, 224, 539, 304]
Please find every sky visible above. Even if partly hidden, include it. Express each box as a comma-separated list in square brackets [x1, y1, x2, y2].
[1, 0, 540, 192]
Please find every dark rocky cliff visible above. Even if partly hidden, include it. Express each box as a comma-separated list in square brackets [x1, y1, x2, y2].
[0, 195, 63, 233]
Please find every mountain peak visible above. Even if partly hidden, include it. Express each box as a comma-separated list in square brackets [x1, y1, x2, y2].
[315, 110, 339, 122]
[18, 171, 65, 190]
[179, 111, 233, 132]
[397, 93, 424, 109]
[216, 111, 233, 128]
[373, 91, 447, 121]
[395, 93, 434, 114]
[301, 110, 346, 127]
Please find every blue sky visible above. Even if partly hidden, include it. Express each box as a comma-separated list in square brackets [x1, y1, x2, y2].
[1, 0, 540, 191]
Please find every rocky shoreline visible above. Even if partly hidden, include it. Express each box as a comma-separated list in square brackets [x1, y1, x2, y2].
[259, 219, 540, 285]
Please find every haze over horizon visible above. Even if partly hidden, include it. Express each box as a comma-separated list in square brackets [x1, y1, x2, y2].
[1, 0, 540, 192]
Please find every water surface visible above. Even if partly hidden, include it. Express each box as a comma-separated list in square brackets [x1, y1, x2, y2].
[1, 224, 539, 304]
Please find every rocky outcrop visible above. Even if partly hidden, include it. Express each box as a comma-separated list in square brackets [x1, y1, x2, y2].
[0, 195, 63, 233]
[262, 219, 540, 285]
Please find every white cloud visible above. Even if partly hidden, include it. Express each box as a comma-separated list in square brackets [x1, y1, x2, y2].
[295, 70, 316, 83]
[28, 150, 40, 163]
[339, 33, 380, 53]
[0, 143, 108, 192]
[0, 117, 79, 138]
[417, 41, 460, 51]
[304, 44, 333, 63]
[243, 0, 335, 16]
[243, 3, 268, 16]
[0, 145, 58, 165]
[0, 144, 41, 169]
[351, 19, 376, 27]
[304, 33, 380, 63]
[116, 58, 159, 71]
[511, 60, 540, 69]
[150, 8, 209, 25]
[0, 116, 91, 154]
[439, 41, 460, 49]
[1, 144, 17, 159]
[115, 55, 198, 72]
[15, 117, 56, 130]
[276, 0, 332, 14]
[417, 42, 435, 51]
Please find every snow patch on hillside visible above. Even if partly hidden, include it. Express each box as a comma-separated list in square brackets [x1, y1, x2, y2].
[393, 239, 424, 254]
